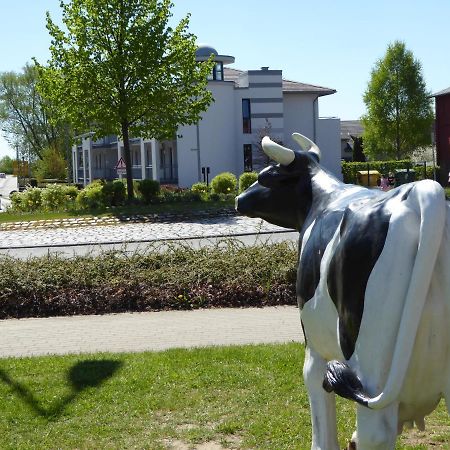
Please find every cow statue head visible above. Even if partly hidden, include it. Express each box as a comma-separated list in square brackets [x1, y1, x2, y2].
[235, 133, 321, 230]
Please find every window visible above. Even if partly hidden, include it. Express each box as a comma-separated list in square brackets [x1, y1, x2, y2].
[131, 144, 141, 166]
[207, 61, 224, 81]
[242, 99, 251, 134]
[244, 144, 253, 172]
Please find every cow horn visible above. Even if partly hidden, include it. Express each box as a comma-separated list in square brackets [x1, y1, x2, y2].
[262, 136, 295, 166]
[292, 132, 321, 160]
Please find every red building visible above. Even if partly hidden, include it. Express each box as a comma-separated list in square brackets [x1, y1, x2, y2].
[432, 87, 450, 185]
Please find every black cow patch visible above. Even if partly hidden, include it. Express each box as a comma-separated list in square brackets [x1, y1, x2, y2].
[327, 187, 413, 360]
[297, 210, 345, 308]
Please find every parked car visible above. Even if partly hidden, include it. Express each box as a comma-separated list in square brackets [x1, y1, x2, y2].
[0, 173, 6, 178]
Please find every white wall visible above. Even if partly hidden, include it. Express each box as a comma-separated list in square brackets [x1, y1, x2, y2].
[283, 92, 315, 147]
[316, 118, 342, 179]
[177, 81, 236, 187]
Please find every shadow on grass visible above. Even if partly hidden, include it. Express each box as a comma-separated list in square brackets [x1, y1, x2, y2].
[0, 359, 122, 419]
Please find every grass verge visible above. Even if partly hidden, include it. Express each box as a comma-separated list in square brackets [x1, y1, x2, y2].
[0, 343, 447, 449]
[0, 199, 235, 224]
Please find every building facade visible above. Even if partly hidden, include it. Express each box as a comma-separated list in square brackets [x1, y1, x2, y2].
[432, 87, 450, 184]
[72, 45, 341, 187]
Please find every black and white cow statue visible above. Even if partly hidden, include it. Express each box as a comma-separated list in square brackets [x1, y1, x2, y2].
[235, 133, 450, 450]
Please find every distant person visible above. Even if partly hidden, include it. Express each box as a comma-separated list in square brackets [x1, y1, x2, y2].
[387, 172, 395, 188]
[380, 174, 390, 191]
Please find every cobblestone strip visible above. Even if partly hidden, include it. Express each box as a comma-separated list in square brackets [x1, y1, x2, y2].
[0, 216, 288, 249]
[0, 306, 303, 358]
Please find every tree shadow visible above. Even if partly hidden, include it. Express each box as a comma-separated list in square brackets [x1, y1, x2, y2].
[0, 359, 123, 419]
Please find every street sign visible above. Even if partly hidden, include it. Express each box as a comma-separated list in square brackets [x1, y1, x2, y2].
[115, 157, 126, 170]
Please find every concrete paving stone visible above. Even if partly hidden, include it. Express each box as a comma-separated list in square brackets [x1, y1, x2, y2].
[0, 306, 303, 358]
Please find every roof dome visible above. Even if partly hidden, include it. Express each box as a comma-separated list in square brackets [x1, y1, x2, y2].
[195, 44, 219, 58]
[196, 43, 235, 65]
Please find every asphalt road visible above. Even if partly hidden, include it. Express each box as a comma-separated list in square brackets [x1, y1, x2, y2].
[0, 175, 17, 211]
[0, 229, 299, 259]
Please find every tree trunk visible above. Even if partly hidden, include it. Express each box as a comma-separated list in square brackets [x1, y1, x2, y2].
[121, 121, 134, 201]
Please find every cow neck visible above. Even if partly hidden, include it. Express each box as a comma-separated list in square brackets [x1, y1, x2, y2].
[303, 165, 344, 229]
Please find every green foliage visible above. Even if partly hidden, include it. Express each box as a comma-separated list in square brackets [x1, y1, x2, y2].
[0, 64, 66, 160]
[211, 172, 237, 195]
[0, 155, 13, 173]
[33, 146, 68, 181]
[102, 180, 126, 206]
[351, 136, 366, 162]
[362, 41, 434, 160]
[11, 187, 43, 212]
[238, 171, 258, 193]
[41, 184, 79, 211]
[191, 182, 209, 195]
[341, 160, 440, 184]
[76, 180, 105, 209]
[36, 0, 214, 200]
[136, 179, 160, 204]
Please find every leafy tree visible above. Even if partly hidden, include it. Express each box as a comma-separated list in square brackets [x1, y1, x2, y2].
[362, 41, 434, 160]
[0, 64, 65, 160]
[33, 146, 68, 181]
[0, 155, 14, 173]
[36, 0, 214, 200]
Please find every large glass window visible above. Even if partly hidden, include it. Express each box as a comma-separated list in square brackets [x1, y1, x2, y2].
[242, 99, 251, 134]
[244, 144, 253, 172]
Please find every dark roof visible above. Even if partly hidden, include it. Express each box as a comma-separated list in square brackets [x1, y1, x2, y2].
[223, 67, 336, 96]
[432, 87, 450, 97]
[341, 120, 364, 139]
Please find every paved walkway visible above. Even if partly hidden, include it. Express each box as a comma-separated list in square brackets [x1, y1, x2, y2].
[0, 306, 303, 358]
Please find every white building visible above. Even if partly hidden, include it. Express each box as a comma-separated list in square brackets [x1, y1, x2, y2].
[72, 45, 341, 187]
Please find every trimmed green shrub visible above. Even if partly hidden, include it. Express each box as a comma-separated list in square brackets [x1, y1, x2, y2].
[191, 182, 209, 195]
[41, 184, 79, 211]
[137, 179, 160, 204]
[76, 180, 105, 209]
[210, 172, 237, 195]
[102, 180, 126, 206]
[239, 172, 258, 193]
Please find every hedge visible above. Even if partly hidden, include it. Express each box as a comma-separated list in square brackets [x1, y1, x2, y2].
[341, 160, 440, 184]
[0, 241, 297, 319]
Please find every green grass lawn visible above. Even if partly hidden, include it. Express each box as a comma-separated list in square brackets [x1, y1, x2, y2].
[0, 343, 448, 449]
[0, 199, 234, 224]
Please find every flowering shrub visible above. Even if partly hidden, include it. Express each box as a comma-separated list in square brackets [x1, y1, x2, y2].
[191, 182, 209, 195]
[210, 172, 237, 195]
[41, 184, 79, 211]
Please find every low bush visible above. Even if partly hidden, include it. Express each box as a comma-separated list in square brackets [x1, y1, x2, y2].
[41, 184, 79, 211]
[239, 171, 258, 193]
[137, 179, 160, 204]
[76, 180, 105, 209]
[12, 187, 43, 212]
[191, 182, 209, 195]
[210, 172, 237, 194]
[0, 241, 297, 319]
[102, 180, 126, 206]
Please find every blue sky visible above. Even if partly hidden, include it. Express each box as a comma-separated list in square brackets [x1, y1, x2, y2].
[1, 0, 449, 157]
